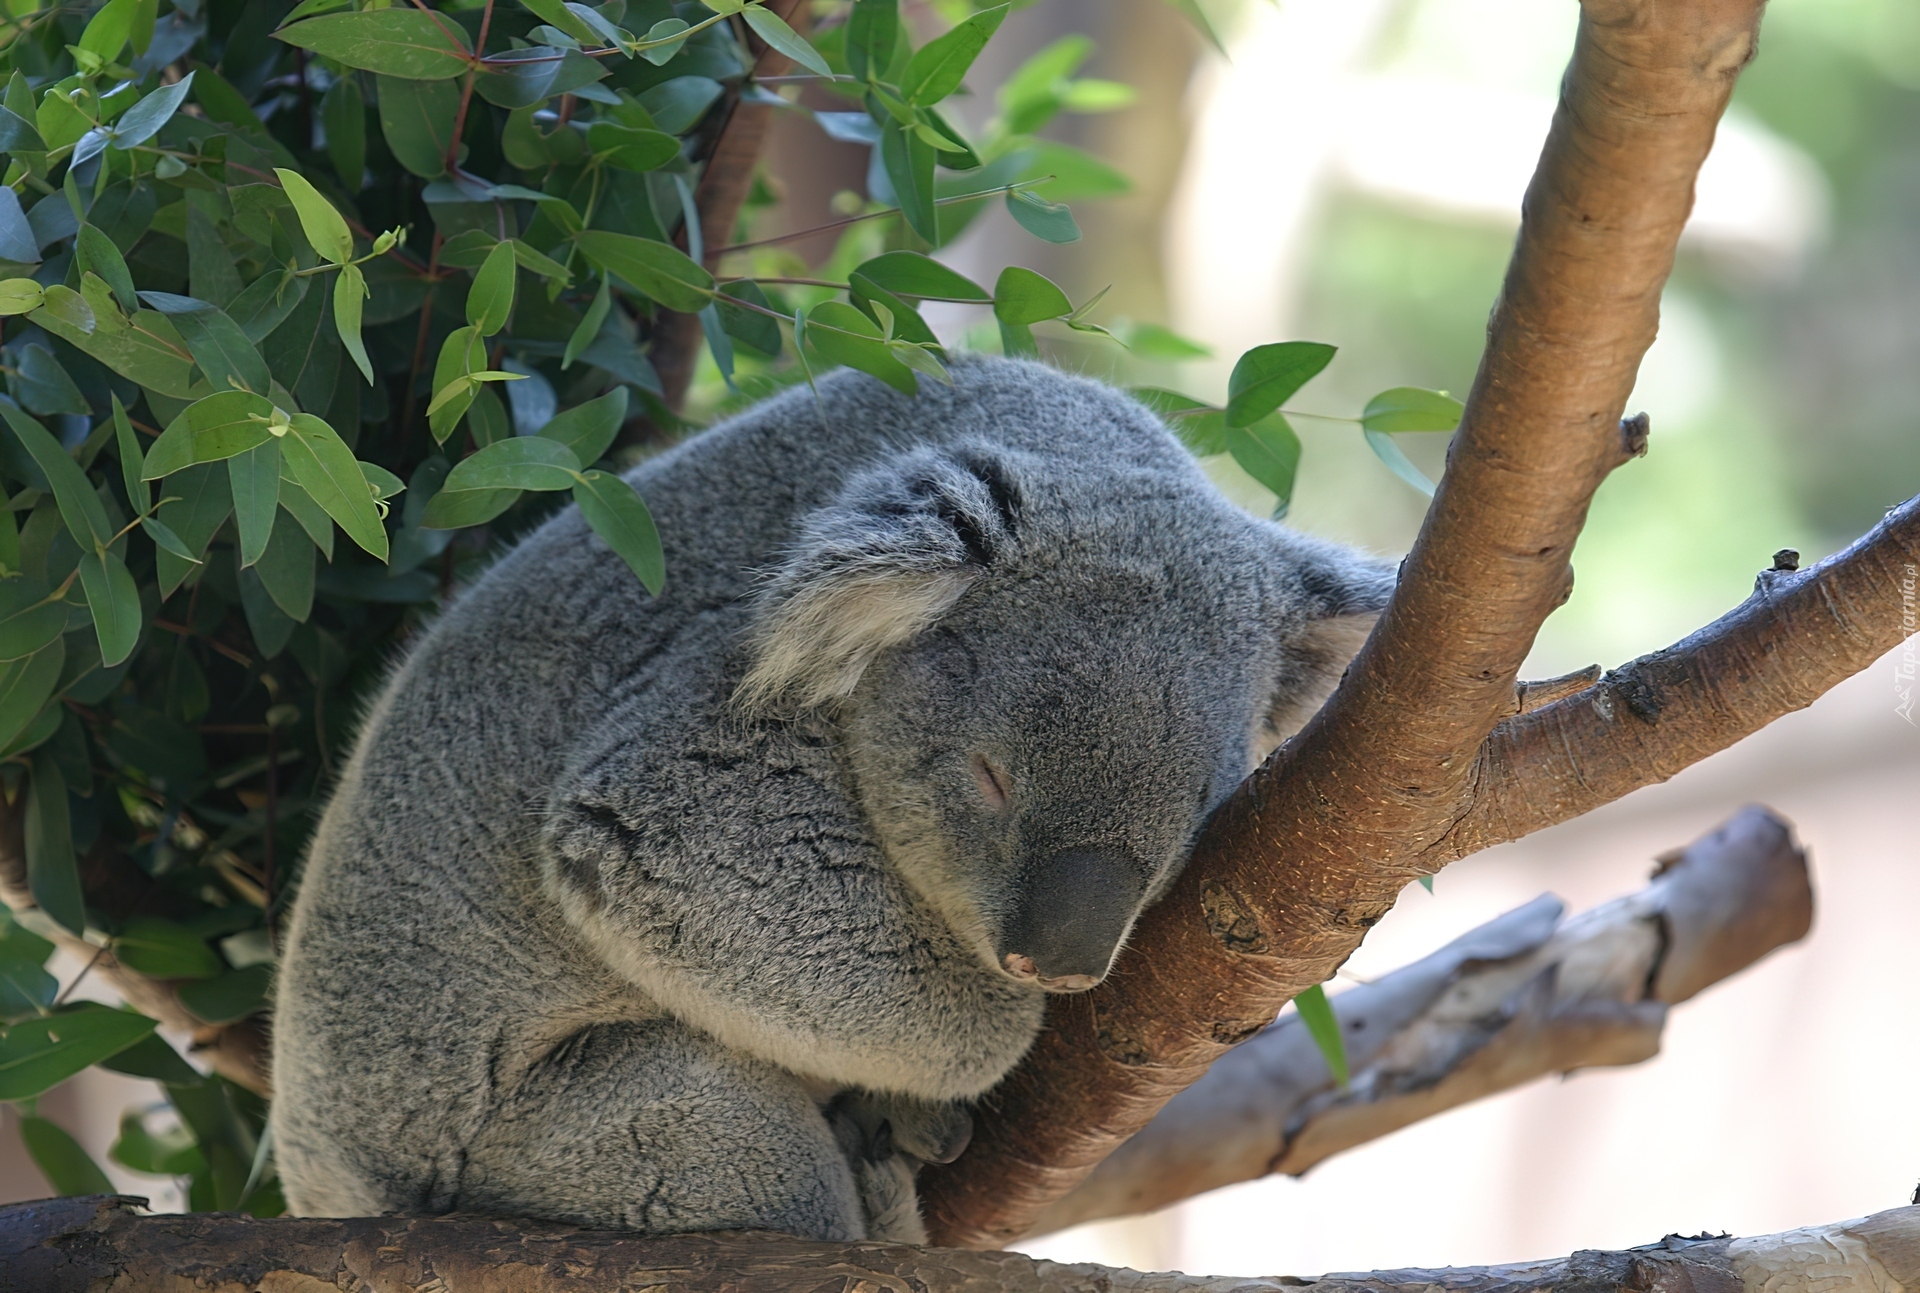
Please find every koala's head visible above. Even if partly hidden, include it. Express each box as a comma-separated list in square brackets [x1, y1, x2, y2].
[735, 382, 1393, 994]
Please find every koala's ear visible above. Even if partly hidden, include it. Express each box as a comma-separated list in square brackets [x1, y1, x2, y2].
[734, 445, 1021, 715]
[1254, 535, 1398, 762]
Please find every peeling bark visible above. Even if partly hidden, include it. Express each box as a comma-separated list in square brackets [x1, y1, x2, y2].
[1030, 806, 1811, 1235]
[7, 1195, 1917, 1293]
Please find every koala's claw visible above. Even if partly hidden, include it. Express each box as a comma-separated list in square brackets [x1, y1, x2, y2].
[829, 1092, 972, 1166]
[898, 1101, 971, 1165]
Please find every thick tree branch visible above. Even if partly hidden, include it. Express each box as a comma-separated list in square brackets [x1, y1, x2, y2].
[920, 0, 1774, 1246]
[1030, 806, 1811, 1235]
[9, 1195, 1918, 1293]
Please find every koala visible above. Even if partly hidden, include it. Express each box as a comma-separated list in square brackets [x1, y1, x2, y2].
[270, 356, 1393, 1242]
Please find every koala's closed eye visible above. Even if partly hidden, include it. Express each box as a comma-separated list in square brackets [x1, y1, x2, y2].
[971, 755, 1011, 809]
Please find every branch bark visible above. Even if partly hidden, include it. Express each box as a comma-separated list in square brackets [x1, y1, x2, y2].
[1030, 805, 1811, 1236]
[920, 0, 1787, 1246]
[10, 1194, 1918, 1293]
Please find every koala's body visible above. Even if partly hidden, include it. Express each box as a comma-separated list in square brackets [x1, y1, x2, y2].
[271, 357, 1391, 1242]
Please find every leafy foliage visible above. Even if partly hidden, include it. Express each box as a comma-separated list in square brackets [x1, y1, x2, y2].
[0, 0, 1443, 1202]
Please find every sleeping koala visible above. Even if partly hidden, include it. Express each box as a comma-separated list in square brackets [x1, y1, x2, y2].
[270, 356, 1393, 1242]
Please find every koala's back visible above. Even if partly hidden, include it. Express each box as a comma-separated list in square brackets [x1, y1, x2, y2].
[271, 358, 1207, 1223]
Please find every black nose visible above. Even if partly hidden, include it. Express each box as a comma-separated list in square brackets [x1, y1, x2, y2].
[997, 848, 1147, 988]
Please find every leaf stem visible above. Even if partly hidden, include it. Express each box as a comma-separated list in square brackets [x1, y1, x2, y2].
[715, 180, 1046, 255]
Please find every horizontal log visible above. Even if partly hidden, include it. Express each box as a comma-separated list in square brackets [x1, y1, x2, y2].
[7, 1195, 1916, 1293]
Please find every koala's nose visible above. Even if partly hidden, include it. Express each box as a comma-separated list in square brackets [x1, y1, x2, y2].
[998, 848, 1147, 991]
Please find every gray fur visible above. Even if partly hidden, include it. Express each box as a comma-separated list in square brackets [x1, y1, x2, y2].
[271, 357, 1394, 1241]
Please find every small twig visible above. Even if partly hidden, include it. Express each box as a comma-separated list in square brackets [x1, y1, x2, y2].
[51, 944, 109, 1008]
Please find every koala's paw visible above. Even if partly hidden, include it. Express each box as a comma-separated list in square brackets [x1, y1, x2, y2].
[827, 1092, 972, 1242]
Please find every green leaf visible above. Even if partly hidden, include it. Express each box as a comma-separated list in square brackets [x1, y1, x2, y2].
[636, 17, 691, 65]
[141, 517, 203, 566]
[98, 1033, 202, 1088]
[253, 519, 316, 621]
[467, 241, 517, 336]
[1225, 341, 1337, 429]
[1363, 428, 1438, 498]
[19, 1117, 113, 1196]
[229, 270, 311, 344]
[229, 440, 283, 568]
[564, 276, 611, 369]
[153, 464, 232, 597]
[144, 392, 277, 478]
[538, 388, 628, 466]
[79, 551, 143, 668]
[805, 300, 917, 395]
[106, 73, 194, 150]
[880, 118, 937, 244]
[113, 397, 146, 512]
[80, 0, 138, 60]
[900, 4, 1008, 105]
[0, 600, 66, 662]
[0, 1005, 158, 1099]
[144, 295, 273, 396]
[178, 965, 274, 1025]
[24, 746, 79, 935]
[585, 122, 680, 173]
[574, 231, 714, 313]
[854, 251, 989, 302]
[276, 10, 475, 80]
[573, 470, 663, 594]
[474, 47, 565, 110]
[1360, 387, 1465, 434]
[32, 300, 198, 398]
[518, 0, 602, 46]
[845, 0, 898, 81]
[114, 916, 223, 979]
[1116, 320, 1211, 361]
[443, 436, 581, 492]
[0, 402, 114, 548]
[281, 414, 389, 560]
[1005, 189, 1080, 244]
[716, 281, 782, 356]
[334, 263, 374, 384]
[0, 642, 65, 751]
[322, 76, 367, 189]
[1293, 982, 1348, 1086]
[0, 279, 44, 315]
[77, 225, 138, 313]
[376, 75, 459, 179]
[1226, 417, 1302, 515]
[741, 6, 831, 77]
[420, 486, 519, 529]
[992, 266, 1073, 326]
[112, 1109, 206, 1175]
[273, 169, 355, 265]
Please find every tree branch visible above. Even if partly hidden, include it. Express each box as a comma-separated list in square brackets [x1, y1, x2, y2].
[1444, 497, 1920, 856]
[651, 0, 808, 412]
[920, 0, 1775, 1246]
[1029, 806, 1811, 1236]
[9, 1194, 1917, 1293]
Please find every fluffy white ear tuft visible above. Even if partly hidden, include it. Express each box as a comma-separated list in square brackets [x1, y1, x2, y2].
[734, 568, 978, 715]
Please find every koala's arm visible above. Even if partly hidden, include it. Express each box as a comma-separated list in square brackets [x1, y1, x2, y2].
[540, 700, 1043, 1102]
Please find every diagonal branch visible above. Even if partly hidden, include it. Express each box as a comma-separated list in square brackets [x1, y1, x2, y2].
[920, 0, 1775, 1247]
[1029, 806, 1812, 1235]
[9, 1194, 1919, 1293]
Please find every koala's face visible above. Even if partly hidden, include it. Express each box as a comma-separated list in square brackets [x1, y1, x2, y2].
[841, 574, 1270, 992]
[739, 427, 1392, 995]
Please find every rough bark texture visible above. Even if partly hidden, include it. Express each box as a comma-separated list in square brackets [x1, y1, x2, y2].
[8, 1195, 1919, 1293]
[1030, 806, 1811, 1235]
[919, 0, 1794, 1247]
